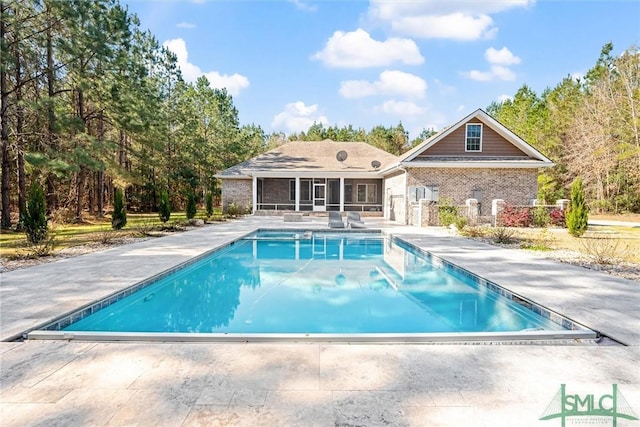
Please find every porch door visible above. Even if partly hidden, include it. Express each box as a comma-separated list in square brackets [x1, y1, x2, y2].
[313, 182, 326, 211]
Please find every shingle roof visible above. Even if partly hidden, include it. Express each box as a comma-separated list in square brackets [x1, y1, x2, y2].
[218, 139, 398, 177]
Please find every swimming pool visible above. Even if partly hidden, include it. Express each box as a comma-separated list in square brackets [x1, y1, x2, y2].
[30, 230, 595, 342]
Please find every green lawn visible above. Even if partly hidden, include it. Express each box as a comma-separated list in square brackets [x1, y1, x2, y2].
[0, 209, 224, 258]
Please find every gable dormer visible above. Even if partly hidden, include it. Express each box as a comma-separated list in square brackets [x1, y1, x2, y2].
[394, 109, 554, 168]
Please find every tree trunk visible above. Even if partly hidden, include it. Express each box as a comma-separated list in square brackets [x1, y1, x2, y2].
[15, 40, 26, 223]
[0, 1, 12, 228]
[96, 115, 104, 216]
[45, 10, 57, 212]
[75, 89, 85, 222]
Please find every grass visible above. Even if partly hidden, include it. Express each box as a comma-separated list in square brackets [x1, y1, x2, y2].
[512, 225, 640, 264]
[0, 209, 224, 259]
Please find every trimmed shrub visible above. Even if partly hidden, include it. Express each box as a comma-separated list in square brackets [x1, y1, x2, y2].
[498, 205, 532, 227]
[532, 205, 551, 228]
[205, 192, 213, 218]
[158, 190, 171, 223]
[112, 188, 127, 230]
[22, 181, 48, 244]
[186, 191, 197, 220]
[566, 177, 588, 237]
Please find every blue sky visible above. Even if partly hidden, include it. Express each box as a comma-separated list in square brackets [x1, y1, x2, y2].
[123, 0, 639, 139]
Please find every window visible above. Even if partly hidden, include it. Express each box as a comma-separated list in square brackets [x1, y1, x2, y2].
[408, 186, 439, 202]
[466, 123, 482, 152]
[357, 184, 377, 203]
[289, 179, 312, 201]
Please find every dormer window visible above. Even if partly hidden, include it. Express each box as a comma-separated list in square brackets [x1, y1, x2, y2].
[466, 123, 482, 152]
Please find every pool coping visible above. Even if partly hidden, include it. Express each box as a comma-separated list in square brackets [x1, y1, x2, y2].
[24, 229, 597, 343]
[1, 216, 638, 345]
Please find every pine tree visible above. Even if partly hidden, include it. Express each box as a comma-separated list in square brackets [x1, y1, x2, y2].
[205, 192, 213, 218]
[566, 177, 588, 237]
[112, 188, 127, 229]
[22, 181, 48, 243]
[186, 191, 196, 220]
[158, 190, 171, 223]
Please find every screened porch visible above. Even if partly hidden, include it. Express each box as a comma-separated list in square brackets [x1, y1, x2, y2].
[254, 177, 383, 212]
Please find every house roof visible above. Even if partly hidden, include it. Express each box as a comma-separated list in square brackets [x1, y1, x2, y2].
[217, 139, 398, 178]
[390, 108, 554, 170]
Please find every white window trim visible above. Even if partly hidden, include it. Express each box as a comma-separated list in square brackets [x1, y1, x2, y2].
[465, 123, 483, 152]
[356, 183, 377, 203]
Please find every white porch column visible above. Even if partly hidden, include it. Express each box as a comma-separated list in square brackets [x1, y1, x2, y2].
[252, 176, 257, 214]
[339, 177, 345, 212]
[295, 176, 300, 211]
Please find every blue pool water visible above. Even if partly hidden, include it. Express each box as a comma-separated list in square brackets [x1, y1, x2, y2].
[60, 232, 571, 334]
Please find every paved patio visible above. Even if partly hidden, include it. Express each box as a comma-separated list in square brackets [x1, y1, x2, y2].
[1, 216, 639, 426]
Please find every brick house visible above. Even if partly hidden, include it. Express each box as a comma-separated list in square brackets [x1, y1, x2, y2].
[218, 109, 553, 224]
[217, 139, 397, 214]
[381, 108, 554, 224]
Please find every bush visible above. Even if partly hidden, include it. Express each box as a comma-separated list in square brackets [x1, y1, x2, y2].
[20, 234, 57, 258]
[454, 215, 468, 231]
[580, 236, 630, 265]
[566, 177, 588, 237]
[549, 208, 566, 227]
[498, 205, 532, 227]
[438, 199, 458, 227]
[185, 191, 197, 220]
[112, 188, 127, 230]
[225, 202, 241, 217]
[490, 227, 516, 244]
[22, 181, 48, 244]
[158, 191, 171, 223]
[532, 205, 551, 228]
[205, 193, 214, 218]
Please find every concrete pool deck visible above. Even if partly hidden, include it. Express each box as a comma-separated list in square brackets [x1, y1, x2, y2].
[1, 216, 639, 426]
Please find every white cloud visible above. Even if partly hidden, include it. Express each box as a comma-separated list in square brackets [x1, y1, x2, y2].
[311, 29, 424, 68]
[490, 65, 516, 81]
[271, 101, 329, 133]
[289, 0, 317, 12]
[367, 0, 534, 40]
[485, 47, 521, 65]
[339, 70, 427, 99]
[497, 94, 513, 102]
[376, 100, 426, 117]
[456, 105, 465, 113]
[397, 13, 497, 41]
[176, 21, 197, 29]
[461, 47, 520, 81]
[463, 70, 494, 82]
[163, 39, 249, 96]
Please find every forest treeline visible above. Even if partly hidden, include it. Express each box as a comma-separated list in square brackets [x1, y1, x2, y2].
[1, 1, 638, 231]
[0, 0, 266, 229]
[488, 43, 640, 213]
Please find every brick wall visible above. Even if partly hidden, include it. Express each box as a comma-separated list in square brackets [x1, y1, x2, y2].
[262, 178, 290, 204]
[406, 167, 538, 216]
[221, 179, 252, 210]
